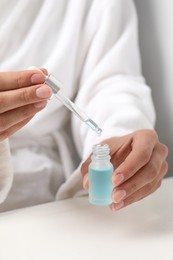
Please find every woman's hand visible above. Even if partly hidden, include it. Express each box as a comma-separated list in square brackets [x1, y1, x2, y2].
[81, 129, 168, 210]
[0, 69, 52, 141]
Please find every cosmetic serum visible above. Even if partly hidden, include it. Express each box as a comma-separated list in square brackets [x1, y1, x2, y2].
[89, 144, 114, 206]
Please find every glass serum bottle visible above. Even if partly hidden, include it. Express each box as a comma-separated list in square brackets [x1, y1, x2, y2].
[89, 144, 114, 206]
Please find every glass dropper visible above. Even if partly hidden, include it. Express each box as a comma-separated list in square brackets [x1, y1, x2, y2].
[28, 67, 102, 135]
[44, 73, 102, 136]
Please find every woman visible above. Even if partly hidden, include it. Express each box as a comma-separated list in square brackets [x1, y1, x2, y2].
[0, 0, 168, 211]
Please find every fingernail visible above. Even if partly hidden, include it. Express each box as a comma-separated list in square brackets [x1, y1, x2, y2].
[112, 201, 124, 211]
[34, 100, 47, 108]
[36, 86, 51, 98]
[31, 73, 45, 84]
[113, 173, 124, 186]
[113, 190, 126, 203]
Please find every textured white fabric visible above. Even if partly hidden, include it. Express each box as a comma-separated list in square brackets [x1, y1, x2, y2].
[0, 140, 13, 204]
[0, 0, 155, 211]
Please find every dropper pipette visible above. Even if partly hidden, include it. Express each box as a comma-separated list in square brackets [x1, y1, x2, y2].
[28, 67, 102, 135]
[44, 73, 102, 135]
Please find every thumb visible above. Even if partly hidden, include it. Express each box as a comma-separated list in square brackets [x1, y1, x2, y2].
[101, 136, 133, 169]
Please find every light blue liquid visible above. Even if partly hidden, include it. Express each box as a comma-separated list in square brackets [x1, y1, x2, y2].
[85, 119, 102, 136]
[89, 165, 113, 206]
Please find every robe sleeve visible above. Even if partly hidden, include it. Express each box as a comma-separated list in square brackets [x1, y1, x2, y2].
[0, 139, 13, 204]
[71, 0, 155, 159]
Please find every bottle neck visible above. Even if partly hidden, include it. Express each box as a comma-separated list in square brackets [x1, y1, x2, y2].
[90, 144, 111, 168]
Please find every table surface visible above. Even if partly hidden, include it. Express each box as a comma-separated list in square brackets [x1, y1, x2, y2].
[0, 178, 172, 260]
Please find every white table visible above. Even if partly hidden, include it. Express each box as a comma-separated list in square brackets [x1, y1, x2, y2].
[0, 178, 173, 260]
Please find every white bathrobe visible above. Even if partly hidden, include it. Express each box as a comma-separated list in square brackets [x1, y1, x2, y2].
[0, 0, 155, 211]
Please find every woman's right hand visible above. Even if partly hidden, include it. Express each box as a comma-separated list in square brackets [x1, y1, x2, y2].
[0, 69, 52, 141]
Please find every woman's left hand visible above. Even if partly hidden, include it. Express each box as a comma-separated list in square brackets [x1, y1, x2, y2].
[81, 129, 168, 211]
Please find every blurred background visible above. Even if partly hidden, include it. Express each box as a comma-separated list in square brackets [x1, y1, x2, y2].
[134, 0, 173, 177]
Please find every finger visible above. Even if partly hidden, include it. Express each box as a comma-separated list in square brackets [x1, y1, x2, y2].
[110, 179, 161, 211]
[0, 84, 52, 113]
[112, 130, 158, 186]
[112, 144, 166, 203]
[40, 68, 48, 75]
[159, 143, 169, 159]
[0, 100, 47, 132]
[0, 116, 34, 141]
[83, 173, 89, 190]
[110, 138, 132, 169]
[0, 70, 45, 91]
[159, 161, 168, 179]
[111, 161, 168, 211]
